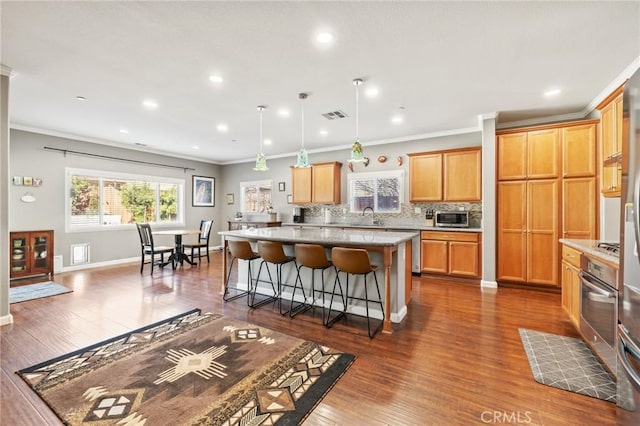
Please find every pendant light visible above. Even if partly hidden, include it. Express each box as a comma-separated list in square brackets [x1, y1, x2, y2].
[294, 92, 311, 168]
[348, 78, 369, 166]
[253, 105, 269, 171]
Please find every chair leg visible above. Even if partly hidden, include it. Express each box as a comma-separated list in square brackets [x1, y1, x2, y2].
[140, 251, 145, 274]
[249, 261, 277, 308]
[325, 272, 346, 328]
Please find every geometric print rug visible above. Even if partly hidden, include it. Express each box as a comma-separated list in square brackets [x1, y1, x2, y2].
[17, 309, 355, 425]
[518, 328, 616, 403]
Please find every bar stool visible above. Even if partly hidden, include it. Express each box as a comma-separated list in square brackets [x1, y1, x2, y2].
[224, 240, 259, 303]
[326, 247, 384, 338]
[291, 244, 334, 320]
[256, 241, 297, 314]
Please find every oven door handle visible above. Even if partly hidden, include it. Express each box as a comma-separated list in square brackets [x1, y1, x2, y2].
[579, 272, 614, 298]
[618, 324, 640, 391]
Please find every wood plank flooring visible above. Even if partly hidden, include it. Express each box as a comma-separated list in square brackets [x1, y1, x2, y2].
[1, 251, 616, 425]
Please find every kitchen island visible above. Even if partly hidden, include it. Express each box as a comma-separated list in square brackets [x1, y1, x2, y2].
[218, 226, 418, 334]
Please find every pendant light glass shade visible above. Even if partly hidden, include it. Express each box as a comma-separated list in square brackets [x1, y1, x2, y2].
[348, 78, 369, 165]
[294, 92, 311, 168]
[253, 105, 269, 171]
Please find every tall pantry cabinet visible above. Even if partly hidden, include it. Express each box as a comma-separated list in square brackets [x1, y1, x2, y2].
[497, 120, 597, 287]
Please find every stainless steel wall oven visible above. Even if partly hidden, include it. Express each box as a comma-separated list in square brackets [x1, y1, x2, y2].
[580, 252, 619, 374]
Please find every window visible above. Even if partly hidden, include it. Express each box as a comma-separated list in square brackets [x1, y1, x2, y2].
[347, 170, 403, 213]
[66, 168, 184, 232]
[239, 180, 272, 213]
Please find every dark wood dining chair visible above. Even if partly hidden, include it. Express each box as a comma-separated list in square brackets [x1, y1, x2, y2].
[135, 223, 175, 274]
[182, 220, 213, 265]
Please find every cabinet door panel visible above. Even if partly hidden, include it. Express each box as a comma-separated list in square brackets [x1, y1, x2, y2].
[527, 129, 559, 179]
[497, 182, 527, 281]
[421, 240, 448, 274]
[444, 149, 481, 201]
[562, 124, 596, 177]
[409, 154, 442, 201]
[312, 163, 341, 204]
[527, 179, 559, 285]
[497, 133, 527, 180]
[562, 177, 596, 240]
[291, 167, 312, 204]
[449, 241, 479, 277]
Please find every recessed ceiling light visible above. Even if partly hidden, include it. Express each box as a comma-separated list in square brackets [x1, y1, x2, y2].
[263, 139, 272, 146]
[76, 96, 86, 101]
[391, 115, 404, 124]
[209, 74, 223, 84]
[365, 87, 379, 98]
[316, 32, 334, 43]
[216, 123, 228, 132]
[120, 129, 129, 134]
[319, 129, 328, 136]
[278, 109, 290, 117]
[142, 99, 158, 109]
[544, 88, 562, 98]
[192, 146, 200, 150]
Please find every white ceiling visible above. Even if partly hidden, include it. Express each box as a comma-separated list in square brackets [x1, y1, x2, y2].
[2, 1, 639, 164]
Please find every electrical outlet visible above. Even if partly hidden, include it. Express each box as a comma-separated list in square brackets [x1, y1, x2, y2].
[414, 207, 421, 214]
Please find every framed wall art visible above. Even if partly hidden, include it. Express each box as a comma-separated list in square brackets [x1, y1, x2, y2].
[192, 175, 215, 207]
[226, 193, 235, 205]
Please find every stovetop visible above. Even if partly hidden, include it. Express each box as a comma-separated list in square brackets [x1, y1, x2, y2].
[595, 242, 620, 257]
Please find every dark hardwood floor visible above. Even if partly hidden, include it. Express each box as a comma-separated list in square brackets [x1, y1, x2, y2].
[1, 252, 615, 425]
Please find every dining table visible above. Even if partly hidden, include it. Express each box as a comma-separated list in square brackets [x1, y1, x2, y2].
[152, 229, 201, 267]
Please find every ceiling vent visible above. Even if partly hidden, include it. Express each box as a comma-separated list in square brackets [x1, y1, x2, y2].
[322, 110, 349, 120]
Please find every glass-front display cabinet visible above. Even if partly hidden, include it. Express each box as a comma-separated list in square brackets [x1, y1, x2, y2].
[10, 230, 54, 279]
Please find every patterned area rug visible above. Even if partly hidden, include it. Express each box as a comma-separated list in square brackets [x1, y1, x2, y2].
[9, 282, 72, 304]
[518, 328, 616, 403]
[18, 309, 355, 425]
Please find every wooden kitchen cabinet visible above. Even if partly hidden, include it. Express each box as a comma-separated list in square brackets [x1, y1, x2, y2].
[10, 230, 54, 279]
[420, 231, 480, 277]
[497, 179, 558, 286]
[562, 123, 597, 178]
[497, 128, 559, 180]
[408, 153, 442, 202]
[290, 162, 342, 204]
[598, 88, 623, 197]
[562, 177, 597, 240]
[443, 149, 481, 201]
[409, 147, 481, 202]
[561, 244, 582, 327]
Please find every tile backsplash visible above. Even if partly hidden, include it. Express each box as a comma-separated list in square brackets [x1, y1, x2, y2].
[300, 202, 482, 228]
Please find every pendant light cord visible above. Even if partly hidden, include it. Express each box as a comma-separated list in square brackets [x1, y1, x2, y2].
[353, 78, 362, 140]
[301, 96, 305, 149]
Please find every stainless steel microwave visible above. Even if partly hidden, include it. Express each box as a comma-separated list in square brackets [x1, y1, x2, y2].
[434, 211, 469, 228]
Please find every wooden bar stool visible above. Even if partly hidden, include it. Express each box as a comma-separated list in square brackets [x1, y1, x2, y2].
[224, 240, 259, 303]
[326, 247, 384, 338]
[256, 241, 297, 313]
[292, 244, 334, 320]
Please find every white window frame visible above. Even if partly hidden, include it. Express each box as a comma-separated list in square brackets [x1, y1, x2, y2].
[347, 170, 404, 213]
[65, 167, 185, 232]
[239, 179, 272, 213]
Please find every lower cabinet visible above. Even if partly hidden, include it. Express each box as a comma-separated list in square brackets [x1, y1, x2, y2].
[10, 230, 54, 279]
[561, 244, 582, 327]
[420, 231, 481, 278]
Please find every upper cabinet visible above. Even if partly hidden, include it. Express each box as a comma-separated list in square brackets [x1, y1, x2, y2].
[290, 161, 342, 204]
[498, 128, 559, 180]
[562, 123, 597, 178]
[409, 147, 481, 202]
[597, 86, 624, 197]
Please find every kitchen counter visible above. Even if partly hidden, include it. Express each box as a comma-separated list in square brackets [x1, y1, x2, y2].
[218, 227, 418, 333]
[559, 239, 619, 266]
[282, 222, 482, 233]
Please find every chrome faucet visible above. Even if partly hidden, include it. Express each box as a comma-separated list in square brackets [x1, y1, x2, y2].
[362, 206, 375, 225]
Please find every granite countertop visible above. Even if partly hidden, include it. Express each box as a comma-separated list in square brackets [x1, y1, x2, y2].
[560, 239, 619, 266]
[281, 222, 482, 233]
[219, 226, 419, 247]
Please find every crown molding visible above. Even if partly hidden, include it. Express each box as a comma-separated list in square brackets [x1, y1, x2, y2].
[496, 111, 588, 130]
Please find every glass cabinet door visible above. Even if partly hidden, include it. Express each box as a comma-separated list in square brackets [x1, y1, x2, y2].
[30, 232, 52, 274]
[10, 234, 28, 275]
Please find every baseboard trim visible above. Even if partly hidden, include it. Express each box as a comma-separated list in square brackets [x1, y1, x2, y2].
[481, 280, 498, 288]
[0, 313, 14, 327]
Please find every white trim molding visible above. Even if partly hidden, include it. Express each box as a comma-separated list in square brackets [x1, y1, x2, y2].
[0, 313, 14, 326]
[481, 280, 498, 289]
